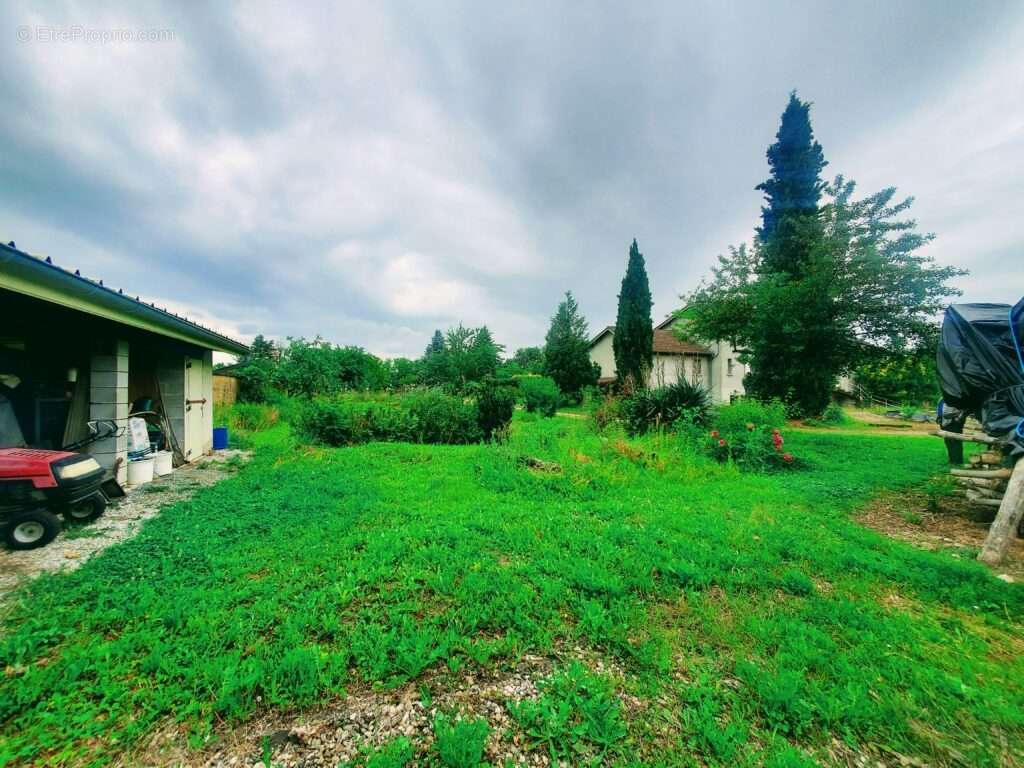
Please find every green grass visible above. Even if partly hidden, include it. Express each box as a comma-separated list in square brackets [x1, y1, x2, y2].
[1, 416, 1021, 766]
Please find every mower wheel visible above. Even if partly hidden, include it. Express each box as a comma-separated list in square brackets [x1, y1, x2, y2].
[4, 510, 62, 550]
[64, 493, 107, 524]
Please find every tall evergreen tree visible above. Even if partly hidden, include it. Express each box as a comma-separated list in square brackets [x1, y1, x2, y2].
[613, 239, 654, 388]
[424, 329, 445, 357]
[756, 92, 828, 244]
[543, 291, 598, 402]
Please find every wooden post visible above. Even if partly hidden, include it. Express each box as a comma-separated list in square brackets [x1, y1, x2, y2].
[978, 458, 1024, 566]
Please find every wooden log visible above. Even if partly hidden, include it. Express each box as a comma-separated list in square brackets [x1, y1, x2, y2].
[966, 487, 1003, 500]
[951, 467, 1013, 480]
[979, 458, 1024, 565]
[933, 429, 1005, 446]
[953, 476, 1004, 490]
[968, 497, 1005, 508]
[978, 451, 1005, 465]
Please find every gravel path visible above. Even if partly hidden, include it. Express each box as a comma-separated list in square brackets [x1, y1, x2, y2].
[0, 450, 250, 600]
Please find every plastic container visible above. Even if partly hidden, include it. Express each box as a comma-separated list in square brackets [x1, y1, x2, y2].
[153, 451, 173, 476]
[212, 426, 229, 450]
[127, 457, 155, 486]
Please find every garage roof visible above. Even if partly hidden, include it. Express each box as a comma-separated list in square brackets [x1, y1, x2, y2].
[0, 241, 249, 356]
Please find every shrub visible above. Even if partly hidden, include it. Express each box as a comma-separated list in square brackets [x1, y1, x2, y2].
[588, 393, 622, 432]
[704, 423, 796, 471]
[621, 380, 711, 435]
[821, 402, 848, 424]
[403, 390, 482, 445]
[474, 379, 516, 440]
[713, 398, 787, 434]
[433, 713, 489, 768]
[295, 397, 416, 446]
[520, 376, 561, 417]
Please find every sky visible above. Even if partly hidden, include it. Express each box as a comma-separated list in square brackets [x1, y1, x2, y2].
[2, 1, 1022, 361]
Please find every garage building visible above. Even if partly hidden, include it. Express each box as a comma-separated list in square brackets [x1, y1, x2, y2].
[0, 242, 249, 483]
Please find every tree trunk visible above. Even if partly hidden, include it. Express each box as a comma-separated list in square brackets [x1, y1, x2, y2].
[978, 458, 1024, 566]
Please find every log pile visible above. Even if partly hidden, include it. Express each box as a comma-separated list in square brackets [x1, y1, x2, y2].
[950, 449, 1011, 508]
[933, 427, 1024, 565]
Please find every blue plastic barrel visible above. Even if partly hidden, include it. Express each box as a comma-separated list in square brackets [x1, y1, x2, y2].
[212, 426, 229, 450]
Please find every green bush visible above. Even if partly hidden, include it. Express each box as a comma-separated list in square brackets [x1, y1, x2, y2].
[587, 393, 622, 432]
[474, 380, 516, 440]
[295, 397, 416, 446]
[821, 402, 848, 425]
[713, 398, 787, 434]
[294, 390, 489, 447]
[704, 417, 797, 472]
[620, 380, 711, 435]
[403, 390, 482, 444]
[520, 376, 561, 417]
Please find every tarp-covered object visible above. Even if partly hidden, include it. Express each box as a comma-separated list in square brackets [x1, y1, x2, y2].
[937, 299, 1024, 455]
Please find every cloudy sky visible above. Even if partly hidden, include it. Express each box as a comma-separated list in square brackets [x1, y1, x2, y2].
[2, 1, 1022, 360]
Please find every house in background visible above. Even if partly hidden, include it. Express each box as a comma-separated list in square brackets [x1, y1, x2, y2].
[589, 315, 746, 403]
[0, 242, 248, 483]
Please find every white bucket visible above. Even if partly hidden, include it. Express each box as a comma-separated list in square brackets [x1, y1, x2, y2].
[153, 451, 174, 477]
[127, 457, 155, 486]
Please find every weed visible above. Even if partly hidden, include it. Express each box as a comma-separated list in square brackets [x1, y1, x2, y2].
[509, 662, 626, 763]
[433, 713, 489, 768]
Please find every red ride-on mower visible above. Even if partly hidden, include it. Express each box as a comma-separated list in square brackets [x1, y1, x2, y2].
[0, 448, 109, 549]
[0, 393, 122, 549]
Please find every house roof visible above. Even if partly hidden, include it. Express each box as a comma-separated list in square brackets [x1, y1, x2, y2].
[0, 241, 249, 355]
[589, 324, 710, 356]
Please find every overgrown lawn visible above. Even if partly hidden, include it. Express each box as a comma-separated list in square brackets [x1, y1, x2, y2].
[1, 417, 1021, 766]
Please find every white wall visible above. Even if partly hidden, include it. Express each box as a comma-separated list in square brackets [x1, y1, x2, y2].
[590, 332, 616, 379]
[709, 340, 746, 403]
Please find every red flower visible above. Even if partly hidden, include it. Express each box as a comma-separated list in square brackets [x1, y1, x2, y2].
[782, 452, 794, 463]
[710, 430, 719, 438]
[718, 439, 727, 447]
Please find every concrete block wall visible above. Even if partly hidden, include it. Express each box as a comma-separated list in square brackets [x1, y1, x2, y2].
[87, 340, 129, 484]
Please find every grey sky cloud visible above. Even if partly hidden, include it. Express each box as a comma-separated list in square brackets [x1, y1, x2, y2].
[1, 0, 1021, 360]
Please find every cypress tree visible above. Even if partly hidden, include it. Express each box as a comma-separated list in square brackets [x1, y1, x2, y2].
[613, 239, 654, 388]
[424, 329, 445, 358]
[756, 92, 827, 276]
[543, 291, 598, 402]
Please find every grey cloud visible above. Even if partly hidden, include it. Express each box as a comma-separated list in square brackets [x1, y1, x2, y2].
[1, 0, 1020, 358]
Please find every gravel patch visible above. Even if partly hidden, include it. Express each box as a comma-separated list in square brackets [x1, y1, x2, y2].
[130, 654, 558, 768]
[0, 450, 250, 599]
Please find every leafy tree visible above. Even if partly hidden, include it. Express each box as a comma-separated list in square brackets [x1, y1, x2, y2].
[543, 291, 599, 402]
[683, 176, 964, 414]
[510, 346, 545, 375]
[234, 334, 277, 402]
[421, 325, 504, 390]
[613, 239, 654, 388]
[274, 337, 388, 397]
[248, 334, 277, 362]
[854, 327, 941, 406]
[387, 357, 422, 390]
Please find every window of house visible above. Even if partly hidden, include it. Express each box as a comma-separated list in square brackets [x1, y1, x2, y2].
[727, 358, 735, 376]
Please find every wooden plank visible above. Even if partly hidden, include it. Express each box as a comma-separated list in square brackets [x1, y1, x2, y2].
[951, 467, 1013, 480]
[933, 429, 1005, 446]
[979, 459, 1024, 565]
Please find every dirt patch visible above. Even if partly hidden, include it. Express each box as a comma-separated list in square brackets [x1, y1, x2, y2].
[856, 487, 1024, 582]
[0, 450, 250, 600]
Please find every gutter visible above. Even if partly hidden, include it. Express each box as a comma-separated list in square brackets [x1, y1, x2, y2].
[0, 242, 250, 356]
